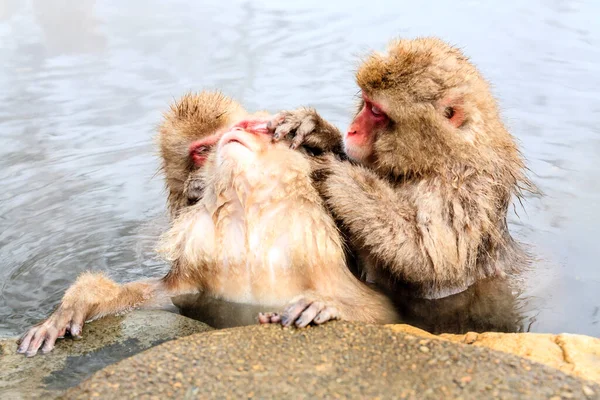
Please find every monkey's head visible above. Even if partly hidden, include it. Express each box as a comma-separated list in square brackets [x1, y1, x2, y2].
[349, 37, 525, 182]
[199, 118, 311, 202]
[211, 118, 299, 172]
[158, 91, 248, 217]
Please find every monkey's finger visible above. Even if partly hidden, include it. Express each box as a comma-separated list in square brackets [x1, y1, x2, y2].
[267, 113, 287, 133]
[313, 307, 339, 325]
[41, 327, 60, 354]
[269, 313, 281, 323]
[257, 313, 267, 324]
[295, 301, 325, 328]
[273, 122, 298, 142]
[57, 326, 67, 339]
[258, 312, 272, 324]
[26, 327, 48, 357]
[69, 323, 82, 338]
[269, 113, 294, 141]
[69, 310, 85, 338]
[257, 312, 281, 324]
[17, 329, 36, 353]
[281, 298, 311, 327]
[290, 118, 318, 150]
[290, 133, 305, 150]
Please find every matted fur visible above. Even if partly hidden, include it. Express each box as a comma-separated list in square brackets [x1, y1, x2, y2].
[275, 37, 535, 298]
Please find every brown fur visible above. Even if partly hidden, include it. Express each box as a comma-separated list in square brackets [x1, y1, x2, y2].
[18, 92, 397, 357]
[157, 91, 249, 218]
[159, 126, 396, 324]
[272, 37, 534, 299]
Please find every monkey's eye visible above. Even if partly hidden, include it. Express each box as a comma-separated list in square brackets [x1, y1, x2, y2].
[190, 143, 213, 167]
[371, 104, 383, 116]
[194, 145, 210, 155]
[444, 107, 455, 119]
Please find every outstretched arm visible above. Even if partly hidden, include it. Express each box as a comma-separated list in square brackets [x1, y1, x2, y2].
[17, 271, 196, 357]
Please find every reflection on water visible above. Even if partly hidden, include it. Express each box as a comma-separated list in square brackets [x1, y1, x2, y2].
[393, 277, 529, 334]
[0, 0, 599, 338]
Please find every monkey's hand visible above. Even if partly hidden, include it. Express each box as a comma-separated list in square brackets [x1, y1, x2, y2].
[16, 274, 166, 357]
[184, 173, 205, 206]
[279, 294, 341, 328]
[17, 302, 88, 357]
[267, 108, 344, 156]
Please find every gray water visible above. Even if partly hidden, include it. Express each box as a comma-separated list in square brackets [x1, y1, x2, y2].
[0, 0, 598, 338]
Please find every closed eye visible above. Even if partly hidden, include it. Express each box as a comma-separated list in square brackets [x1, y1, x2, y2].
[195, 145, 210, 155]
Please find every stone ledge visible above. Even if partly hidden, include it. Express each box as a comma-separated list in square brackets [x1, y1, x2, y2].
[64, 322, 599, 399]
[0, 310, 211, 399]
[386, 324, 600, 384]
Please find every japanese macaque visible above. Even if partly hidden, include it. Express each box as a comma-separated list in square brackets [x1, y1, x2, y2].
[270, 37, 533, 312]
[17, 92, 397, 357]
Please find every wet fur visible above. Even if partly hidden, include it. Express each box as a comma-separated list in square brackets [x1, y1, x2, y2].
[17, 92, 397, 357]
[158, 113, 396, 322]
[277, 37, 534, 298]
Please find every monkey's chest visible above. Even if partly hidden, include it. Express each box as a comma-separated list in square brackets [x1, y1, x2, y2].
[206, 204, 309, 306]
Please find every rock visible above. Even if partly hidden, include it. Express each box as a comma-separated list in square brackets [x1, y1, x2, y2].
[65, 322, 599, 399]
[0, 310, 211, 399]
[386, 324, 600, 385]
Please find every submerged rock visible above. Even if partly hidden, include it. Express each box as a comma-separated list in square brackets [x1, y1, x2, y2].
[65, 322, 599, 400]
[0, 310, 211, 399]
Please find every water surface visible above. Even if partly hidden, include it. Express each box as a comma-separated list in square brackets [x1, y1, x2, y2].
[0, 0, 599, 337]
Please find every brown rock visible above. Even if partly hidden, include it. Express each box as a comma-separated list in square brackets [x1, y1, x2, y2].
[386, 324, 600, 384]
[0, 310, 210, 399]
[65, 322, 599, 399]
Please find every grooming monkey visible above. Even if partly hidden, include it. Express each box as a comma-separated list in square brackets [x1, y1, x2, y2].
[269, 37, 533, 323]
[17, 92, 397, 357]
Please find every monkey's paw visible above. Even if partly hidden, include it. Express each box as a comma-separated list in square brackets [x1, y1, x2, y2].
[17, 306, 85, 357]
[280, 295, 340, 328]
[267, 108, 318, 150]
[184, 176, 204, 206]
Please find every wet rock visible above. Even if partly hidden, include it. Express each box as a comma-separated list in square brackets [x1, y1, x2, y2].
[65, 322, 599, 399]
[387, 324, 600, 384]
[0, 310, 211, 399]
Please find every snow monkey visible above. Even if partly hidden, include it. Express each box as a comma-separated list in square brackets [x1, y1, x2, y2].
[17, 92, 397, 357]
[268, 37, 533, 324]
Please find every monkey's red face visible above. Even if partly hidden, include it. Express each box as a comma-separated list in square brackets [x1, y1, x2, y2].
[217, 119, 273, 162]
[188, 120, 271, 168]
[344, 93, 389, 163]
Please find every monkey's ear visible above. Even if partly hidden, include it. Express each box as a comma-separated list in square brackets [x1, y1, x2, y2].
[438, 97, 466, 128]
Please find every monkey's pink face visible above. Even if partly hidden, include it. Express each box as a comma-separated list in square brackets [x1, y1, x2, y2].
[344, 93, 389, 163]
[217, 119, 272, 162]
[188, 119, 272, 168]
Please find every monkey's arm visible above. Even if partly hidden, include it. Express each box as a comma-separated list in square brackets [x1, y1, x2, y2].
[268, 108, 346, 157]
[321, 159, 487, 298]
[17, 271, 196, 357]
